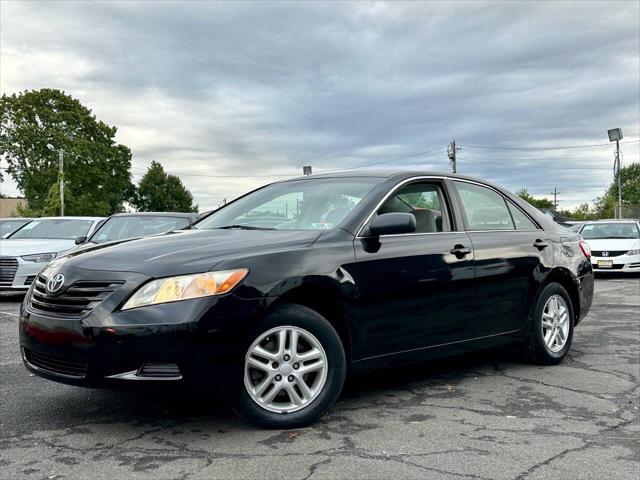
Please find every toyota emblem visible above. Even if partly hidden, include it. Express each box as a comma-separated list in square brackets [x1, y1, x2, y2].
[46, 273, 65, 294]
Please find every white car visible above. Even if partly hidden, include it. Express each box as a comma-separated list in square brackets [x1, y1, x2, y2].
[579, 219, 640, 273]
[0, 216, 103, 290]
[0, 218, 33, 238]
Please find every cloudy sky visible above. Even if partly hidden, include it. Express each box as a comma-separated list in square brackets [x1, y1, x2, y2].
[1, 0, 639, 210]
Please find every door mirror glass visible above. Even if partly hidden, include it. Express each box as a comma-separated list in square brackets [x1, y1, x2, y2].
[368, 213, 416, 236]
[74, 235, 87, 245]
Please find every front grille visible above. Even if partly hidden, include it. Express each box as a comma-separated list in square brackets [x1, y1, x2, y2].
[24, 275, 37, 286]
[0, 256, 18, 286]
[30, 275, 124, 317]
[23, 348, 88, 378]
[591, 251, 627, 257]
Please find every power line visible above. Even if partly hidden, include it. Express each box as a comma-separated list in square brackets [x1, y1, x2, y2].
[459, 139, 640, 151]
[320, 145, 446, 171]
[130, 167, 298, 178]
[457, 159, 613, 170]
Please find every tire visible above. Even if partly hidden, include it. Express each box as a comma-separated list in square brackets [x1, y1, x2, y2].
[232, 304, 346, 429]
[524, 282, 575, 365]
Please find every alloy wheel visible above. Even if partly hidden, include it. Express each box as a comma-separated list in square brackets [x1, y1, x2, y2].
[244, 326, 328, 413]
[541, 294, 570, 353]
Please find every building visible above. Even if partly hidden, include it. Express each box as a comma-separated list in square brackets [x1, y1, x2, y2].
[0, 197, 27, 217]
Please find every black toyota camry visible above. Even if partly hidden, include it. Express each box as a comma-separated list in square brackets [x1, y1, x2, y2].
[19, 171, 594, 428]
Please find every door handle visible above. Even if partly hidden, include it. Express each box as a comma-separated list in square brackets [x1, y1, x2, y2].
[450, 244, 472, 258]
[533, 239, 549, 250]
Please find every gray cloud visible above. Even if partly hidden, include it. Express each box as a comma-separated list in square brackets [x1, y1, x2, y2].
[1, 0, 638, 209]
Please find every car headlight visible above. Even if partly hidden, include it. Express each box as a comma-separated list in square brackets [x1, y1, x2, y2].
[20, 252, 58, 263]
[121, 269, 249, 310]
[627, 249, 640, 255]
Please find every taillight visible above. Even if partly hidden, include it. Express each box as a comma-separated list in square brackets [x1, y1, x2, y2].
[579, 241, 591, 259]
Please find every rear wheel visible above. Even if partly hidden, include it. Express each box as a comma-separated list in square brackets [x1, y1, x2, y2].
[524, 283, 574, 365]
[233, 304, 346, 428]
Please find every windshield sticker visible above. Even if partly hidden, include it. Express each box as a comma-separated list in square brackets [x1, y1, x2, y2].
[309, 222, 334, 230]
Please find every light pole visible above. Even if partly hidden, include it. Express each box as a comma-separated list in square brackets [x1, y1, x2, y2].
[47, 144, 64, 216]
[607, 128, 623, 219]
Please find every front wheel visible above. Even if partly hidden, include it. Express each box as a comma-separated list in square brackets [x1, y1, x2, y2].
[232, 304, 346, 429]
[524, 283, 575, 365]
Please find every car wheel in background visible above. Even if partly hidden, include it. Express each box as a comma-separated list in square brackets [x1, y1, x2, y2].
[232, 304, 346, 429]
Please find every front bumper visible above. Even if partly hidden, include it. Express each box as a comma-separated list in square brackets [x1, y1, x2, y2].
[0, 257, 46, 290]
[591, 254, 640, 273]
[19, 269, 264, 389]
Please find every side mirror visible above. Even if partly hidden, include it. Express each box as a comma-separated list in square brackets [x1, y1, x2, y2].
[368, 213, 416, 236]
[74, 235, 87, 245]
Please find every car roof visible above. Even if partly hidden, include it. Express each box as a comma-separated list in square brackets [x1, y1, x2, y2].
[108, 212, 196, 218]
[587, 219, 640, 223]
[31, 216, 104, 221]
[283, 170, 452, 180]
[281, 170, 499, 184]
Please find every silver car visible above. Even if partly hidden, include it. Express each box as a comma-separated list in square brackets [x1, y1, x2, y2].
[0, 217, 103, 290]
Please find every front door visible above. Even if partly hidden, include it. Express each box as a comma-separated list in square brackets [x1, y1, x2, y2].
[352, 180, 476, 359]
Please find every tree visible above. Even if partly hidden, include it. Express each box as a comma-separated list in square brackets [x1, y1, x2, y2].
[131, 161, 197, 212]
[0, 89, 134, 216]
[516, 188, 554, 209]
[596, 163, 640, 218]
[568, 203, 599, 221]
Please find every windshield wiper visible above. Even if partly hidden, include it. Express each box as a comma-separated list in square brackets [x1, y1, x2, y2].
[216, 224, 277, 230]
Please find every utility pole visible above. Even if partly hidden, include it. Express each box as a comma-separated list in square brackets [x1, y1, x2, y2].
[447, 140, 460, 174]
[550, 187, 559, 209]
[47, 144, 64, 216]
[615, 139, 622, 218]
[58, 149, 64, 216]
[607, 128, 623, 219]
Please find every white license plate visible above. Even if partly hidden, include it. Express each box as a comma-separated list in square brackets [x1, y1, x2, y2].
[597, 260, 614, 269]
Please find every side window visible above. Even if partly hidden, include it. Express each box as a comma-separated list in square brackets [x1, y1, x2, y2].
[377, 182, 450, 233]
[454, 181, 515, 231]
[507, 202, 538, 230]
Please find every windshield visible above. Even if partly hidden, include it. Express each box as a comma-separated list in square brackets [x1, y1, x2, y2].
[9, 219, 95, 240]
[580, 222, 640, 239]
[195, 178, 379, 231]
[90, 215, 191, 243]
[0, 220, 30, 237]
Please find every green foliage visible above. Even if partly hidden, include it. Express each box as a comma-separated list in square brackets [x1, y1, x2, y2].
[131, 161, 197, 212]
[565, 203, 599, 221]
[399, 192, 441, 210]
[596, 163, 640, 218]
[0, 88, 134, 216]
[516, 188, 554, 209]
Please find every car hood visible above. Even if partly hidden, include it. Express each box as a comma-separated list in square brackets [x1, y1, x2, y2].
[60, 229, 323, 277]
[582, 238, 639, 251]
[0, 238, 76, 257]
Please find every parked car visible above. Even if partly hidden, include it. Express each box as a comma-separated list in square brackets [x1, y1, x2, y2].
[0, 218, 32, 238]
[0, 217, 103, 290]
[73, 212, 200, 247]
[578, 219, 640, 273]
[565, 221, 586, 233]
[19, 172, 594, 428]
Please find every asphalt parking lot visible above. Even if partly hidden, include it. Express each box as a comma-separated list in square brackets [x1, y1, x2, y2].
[1, 277, 638, 480]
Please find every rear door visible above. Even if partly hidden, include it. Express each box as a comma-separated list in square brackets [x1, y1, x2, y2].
[451, 180, 552, 336]
[353, 179, 476, 358]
